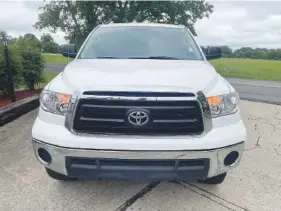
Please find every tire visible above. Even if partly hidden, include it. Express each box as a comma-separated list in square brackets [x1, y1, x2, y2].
[45, 168, 77, 181]
[199, 173, 226, 185]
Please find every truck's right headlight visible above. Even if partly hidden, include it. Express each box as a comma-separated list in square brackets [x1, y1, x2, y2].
[40, 90, 71, 115]
[207, 92, 239, 118]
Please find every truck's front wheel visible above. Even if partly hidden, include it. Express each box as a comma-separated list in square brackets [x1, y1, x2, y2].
[45, 168, 77, 181]
[199, 173, 226, 184]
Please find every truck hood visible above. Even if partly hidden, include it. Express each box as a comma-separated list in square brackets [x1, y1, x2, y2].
[54, 59, 222, 94]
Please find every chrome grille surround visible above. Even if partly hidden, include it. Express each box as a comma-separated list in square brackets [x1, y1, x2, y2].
[65, 91, 212, 136]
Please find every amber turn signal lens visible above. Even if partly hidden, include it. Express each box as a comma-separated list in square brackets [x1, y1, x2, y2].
[56, 93, 71, 104]
[207, 96, 222, 106]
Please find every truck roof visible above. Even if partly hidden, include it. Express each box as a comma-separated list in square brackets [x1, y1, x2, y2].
[100, 22, 184, 28]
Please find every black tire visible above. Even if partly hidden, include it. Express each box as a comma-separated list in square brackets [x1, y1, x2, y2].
[199, 173, 226, 184]
[45, 168, 77, 181]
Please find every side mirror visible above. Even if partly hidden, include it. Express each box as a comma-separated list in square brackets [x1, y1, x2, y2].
[205, 46, 222, 60]
[60, 44, 77, 58]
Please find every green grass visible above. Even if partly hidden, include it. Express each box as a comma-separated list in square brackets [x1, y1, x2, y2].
[210, 58, 281, 81]
[18, 72, 58, 89]
[42, 72, 58, 87]
[42, 53, 72, 65]
[42, 53, 281, 81]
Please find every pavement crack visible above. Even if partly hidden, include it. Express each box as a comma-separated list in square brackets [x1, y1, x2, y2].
[253, 123, 262, 148]
[114, 181, 160, 211]
[245, 119, 266, 152]
[245, 123, 262, 152]
[246, 116, 281, 152]
[171, 181, 237, 211]
[183, 181, 250, 211]
[274, 148, 281, 156]
[255, 134, 261, 148]
[171, 181, 250, 211]
[248, 116, 281, 135]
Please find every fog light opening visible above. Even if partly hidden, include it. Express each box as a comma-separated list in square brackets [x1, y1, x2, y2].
[224, 151, 239, 166]
[38, 148, 52, 165]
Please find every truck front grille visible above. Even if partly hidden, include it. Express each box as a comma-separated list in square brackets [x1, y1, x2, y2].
[72, 94, 204, 135]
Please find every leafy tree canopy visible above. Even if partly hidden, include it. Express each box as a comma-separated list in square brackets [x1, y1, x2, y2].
[40, 33, 60, 53]
[17, 33, 41, 52]
[35, 1, 213, 46]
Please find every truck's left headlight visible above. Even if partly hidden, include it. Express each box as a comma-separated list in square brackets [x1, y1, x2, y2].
[40, 90, 72, 115]
[207, 92, 239, 118]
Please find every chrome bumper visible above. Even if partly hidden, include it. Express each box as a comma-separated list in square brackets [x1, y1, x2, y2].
[32, 139, 244, 178]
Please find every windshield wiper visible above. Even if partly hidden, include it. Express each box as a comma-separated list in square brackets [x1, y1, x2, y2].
[95, 56, 122, 59]
[126, 56, 182, 60]
[95, 56, 182, 60]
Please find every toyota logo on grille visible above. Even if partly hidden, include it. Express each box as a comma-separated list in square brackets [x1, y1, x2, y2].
[128, 110, 149, 127]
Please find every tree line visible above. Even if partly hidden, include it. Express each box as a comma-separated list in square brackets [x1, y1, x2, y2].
[201, 46, 281, 61]
[1, 31, 60, 54]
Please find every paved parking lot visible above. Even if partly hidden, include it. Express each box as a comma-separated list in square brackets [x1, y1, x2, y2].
[0, 101, 280, 211]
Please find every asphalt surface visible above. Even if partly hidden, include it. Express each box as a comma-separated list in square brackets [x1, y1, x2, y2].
[44, 64, 281, 105]
[1, 101, 281, 211]
[45, 64, 66, 73]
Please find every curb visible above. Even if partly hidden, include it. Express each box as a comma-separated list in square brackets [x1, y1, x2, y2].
[0, 96, 39, 126]
[240, 97, 281, 106]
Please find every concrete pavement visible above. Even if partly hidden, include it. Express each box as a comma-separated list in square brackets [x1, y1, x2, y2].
[44, 63, 281, 105]
[1, 101, 281, 211]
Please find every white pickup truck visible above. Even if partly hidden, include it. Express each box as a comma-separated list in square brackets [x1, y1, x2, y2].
[32, 23, 246, 184]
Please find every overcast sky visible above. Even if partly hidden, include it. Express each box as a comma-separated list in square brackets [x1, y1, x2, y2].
[0, 0, 281, 48]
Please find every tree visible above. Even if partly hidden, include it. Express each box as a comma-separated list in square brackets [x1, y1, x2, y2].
[221, 46, 232, 57]
[0, 39, 22, 97]
[17, 33, 41, 52]
[20, 51, 44, 90]
[0, 30, 18, 45]
[253, 49, 266, 59]
[16, 33, 45, 90]
[35, 1, 213, 47]
[40, 33, 60, 53]
[0, 30, 11, 40]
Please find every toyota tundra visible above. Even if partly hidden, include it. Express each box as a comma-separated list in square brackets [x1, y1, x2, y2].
[32, 23, 247, 184]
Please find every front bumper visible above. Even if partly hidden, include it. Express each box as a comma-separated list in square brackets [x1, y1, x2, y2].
[33, 139, 244, 180]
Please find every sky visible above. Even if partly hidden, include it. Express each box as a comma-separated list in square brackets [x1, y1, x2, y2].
[0, 0, 281, 48]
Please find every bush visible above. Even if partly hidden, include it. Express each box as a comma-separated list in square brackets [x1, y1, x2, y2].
[0, 44, 22, 97]
[21, 51, 45, 90]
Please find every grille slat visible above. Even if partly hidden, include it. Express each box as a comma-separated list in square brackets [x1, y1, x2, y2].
[82, 104, 196, 110]
[80, 117, 124, 123]
[73, 95, 204, 135]
[153, 119, 198, 123]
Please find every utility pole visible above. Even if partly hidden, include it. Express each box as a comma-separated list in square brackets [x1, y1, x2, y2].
[2, 38, 16, 102]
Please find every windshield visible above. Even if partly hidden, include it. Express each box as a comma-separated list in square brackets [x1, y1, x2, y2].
[78, 26, 204, 60]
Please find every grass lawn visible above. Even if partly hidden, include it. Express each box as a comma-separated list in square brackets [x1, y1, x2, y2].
[16, 72, 57, 90]
[42, 72, 58, 87]
[42, 53, 281, 81]
[210, 58, 281, 81]
[43, 53, 73, 65]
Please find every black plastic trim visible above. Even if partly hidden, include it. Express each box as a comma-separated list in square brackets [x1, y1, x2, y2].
[65, 157, 209, 181]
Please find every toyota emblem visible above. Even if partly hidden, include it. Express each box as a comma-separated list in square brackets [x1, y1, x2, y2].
[128, 110, 149, 127]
